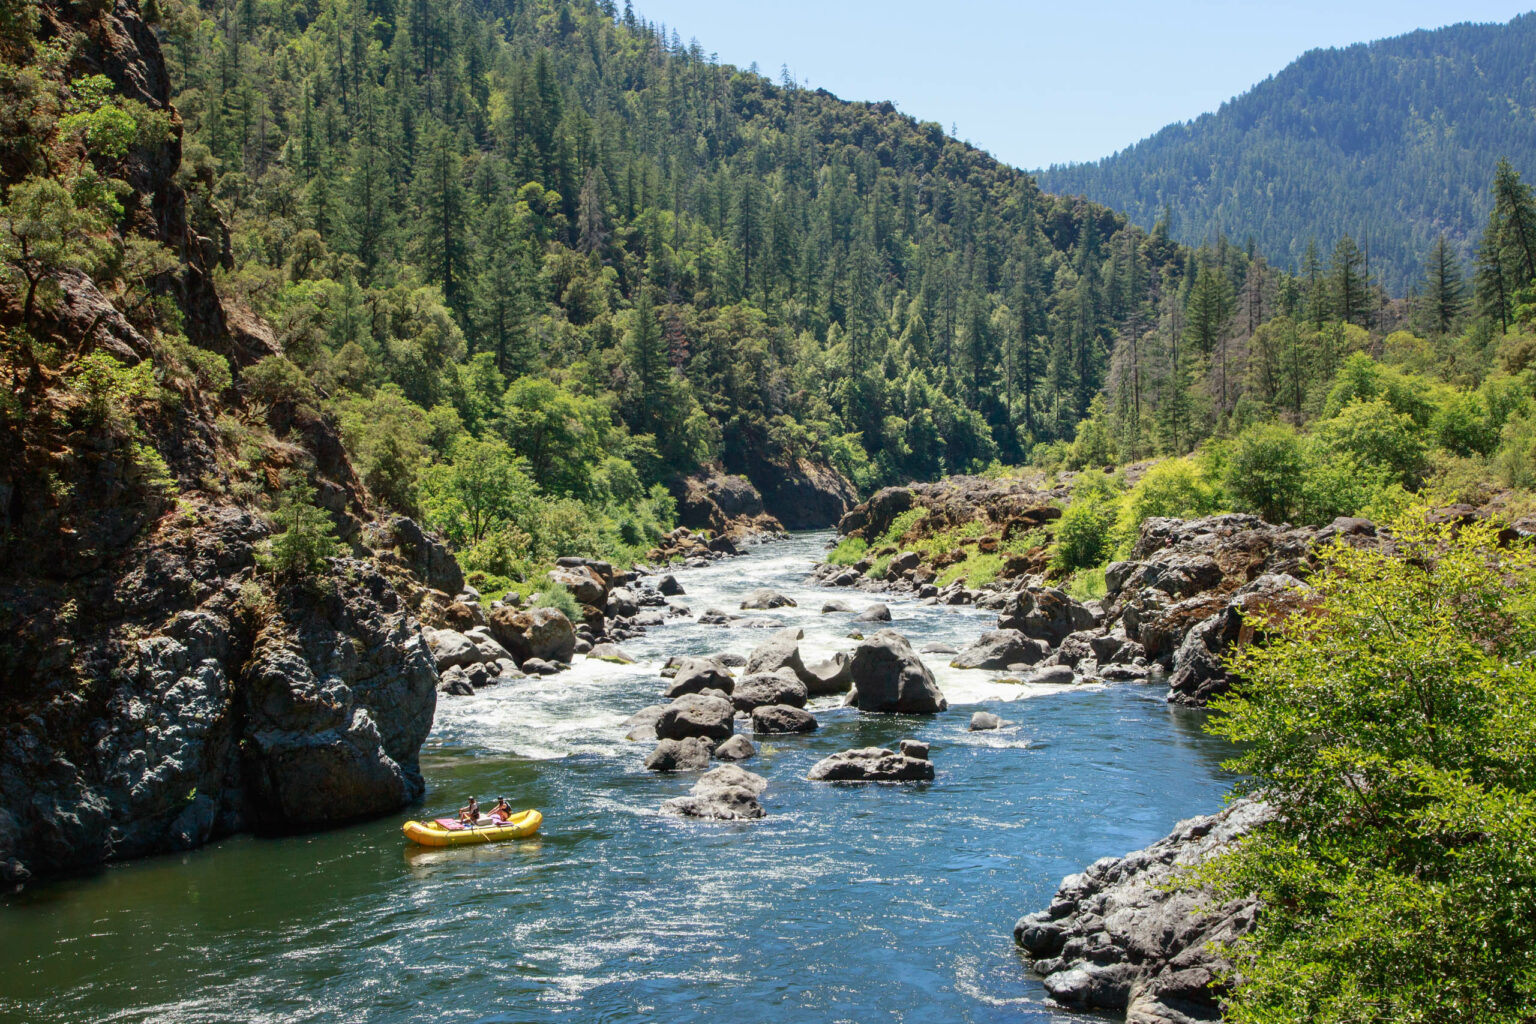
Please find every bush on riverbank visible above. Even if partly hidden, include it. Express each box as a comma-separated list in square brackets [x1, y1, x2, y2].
[1196, 506, 1536, 1022]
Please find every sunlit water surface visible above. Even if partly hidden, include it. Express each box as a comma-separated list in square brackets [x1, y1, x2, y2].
[0, 532, 1236, 1024]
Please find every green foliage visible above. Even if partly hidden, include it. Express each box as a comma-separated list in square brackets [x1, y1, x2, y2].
[243, 355, 317, 409]
[825, 536, 868, 566]
[1223, 422, 1306, 523]
[1115, 458, 1222, 550]
[532, 581, 581, 621]
[71, 350, 155, 428]
[1050, 473, 1122, 572]
[1313, 397, 1430, 487]
[1201, 507, 1536, 1023]
[1064, 566, 1107, 601]
[255, 474, 339, 579]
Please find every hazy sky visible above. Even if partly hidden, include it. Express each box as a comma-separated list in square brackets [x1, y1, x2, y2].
[631, 1, 1533, 170]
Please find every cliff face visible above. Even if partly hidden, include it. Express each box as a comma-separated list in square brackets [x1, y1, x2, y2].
[0, 0, 441, 886]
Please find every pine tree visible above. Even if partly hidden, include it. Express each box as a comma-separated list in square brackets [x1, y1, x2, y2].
[1328, 235, 1370, 327]
[1415, 233, 1467, 337]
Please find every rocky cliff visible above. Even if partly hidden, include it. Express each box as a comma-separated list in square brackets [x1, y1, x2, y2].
[0, 0, 442, 886]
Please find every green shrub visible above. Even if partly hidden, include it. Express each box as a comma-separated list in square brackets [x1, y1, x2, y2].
[1116, 458, 1222, 551]
[1201, 507, 1536, 1024]
[1065, 566, 1107, 602]
[72, 350, 156, 429]
[255, 474, 339, 579]
[1050, 473, 1121, 572]
[532, 581, 581, 620]
[243, 354, 317, 408]
[826, 536, 868, 566]
[1223, 422, 1306, 524]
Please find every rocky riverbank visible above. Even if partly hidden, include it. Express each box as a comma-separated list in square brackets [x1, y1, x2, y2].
[814, 477, 1403, 707]
[1013, 798, 1273, 1023]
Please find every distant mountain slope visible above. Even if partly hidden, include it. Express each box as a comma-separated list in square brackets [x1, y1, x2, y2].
[1035, 13, 1536, 292]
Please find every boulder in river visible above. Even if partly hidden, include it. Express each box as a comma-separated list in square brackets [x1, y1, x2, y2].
[1014, 798, 1273, 1022]
[623, 704, 670, 741]
[604, 588, 639, 619]
[547, 566, 607, 607]
[807, 747, 934, 782]
[656, 694, 735, 742]
[743, 628, 813, 685]
[995, 588, 1097, 645]
[730, 672, 809, 712]
[803, 653, 854, 697]
[950, 629, 1049, 670]
[661, 765, 768, 820]
[588, 643, 635, 664]
[750, 704, 819, 734]
[740, 588, 796, 610]
[666, 658, 736, 698]
[820, 600, 855, 614]
[424, 628, 480, 671]
[697, 608, 739, 625]
[1029, 665, 1076, 686]
[852, 603, 892, 623]
[969, 712, 1003, 731]
[644, 737, 715, 772]
[658, 574, 685, 596]
[845, 631, 948, 714]
[488, 605, 577, 665]
[712, 735, 757, 761]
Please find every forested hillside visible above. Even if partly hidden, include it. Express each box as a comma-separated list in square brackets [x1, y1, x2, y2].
[1037, 14, 1536, 291]
[144, 0, 1214, 568]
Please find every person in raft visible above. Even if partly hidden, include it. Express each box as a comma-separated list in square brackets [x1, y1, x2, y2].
[488, 797, 512, 822]
[457, 796, 480, 825]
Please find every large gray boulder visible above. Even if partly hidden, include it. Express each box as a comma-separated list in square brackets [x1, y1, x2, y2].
[546, 565, 607, 607]
[712, 735, 757, 761]
[853, 603, 892, 622]
[807, 746, 934, 782]
[730, 672, 808, 712]
[750, 704, 819, 734]
[744, 628, 814, 685]
[1167, 573, 1310, 707]
[661, 765, 768, 820]
[803, 653, 854, 697]
[623, 704, 670, 742]
[950, 629, 1050, 670]
[644, 737, 714, 772]
[666, 658, 736, 698]
[740, 589, 796, 610]
[1014, 798, 1273, 1023]
[424, 628, 480, 671]
[487, 605, 577, 665]
[845, 631, 948, 713]
[655, 693, 735, 742]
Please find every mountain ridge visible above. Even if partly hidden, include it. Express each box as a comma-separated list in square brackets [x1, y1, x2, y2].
[1036, 12, 1536, 291]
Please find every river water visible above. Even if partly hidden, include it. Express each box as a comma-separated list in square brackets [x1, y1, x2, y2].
[0, 532, 1236, 1024]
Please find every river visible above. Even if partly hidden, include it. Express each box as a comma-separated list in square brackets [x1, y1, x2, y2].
[0, 532, 1237, 1024]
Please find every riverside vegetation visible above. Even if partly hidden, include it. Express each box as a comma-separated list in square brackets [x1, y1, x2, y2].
[3, 0, 1536, 1019]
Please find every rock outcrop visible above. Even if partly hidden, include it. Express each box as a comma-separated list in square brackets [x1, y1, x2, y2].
[1014, 798, 1272, 1023]
[670, 467, 786, 541]
[0, 0, 447, 884]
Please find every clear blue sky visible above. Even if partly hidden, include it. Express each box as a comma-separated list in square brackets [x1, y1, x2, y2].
[632, 1, 1534, 169]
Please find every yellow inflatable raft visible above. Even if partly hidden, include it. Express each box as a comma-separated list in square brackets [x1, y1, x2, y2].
[402, 810, 542, 847]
